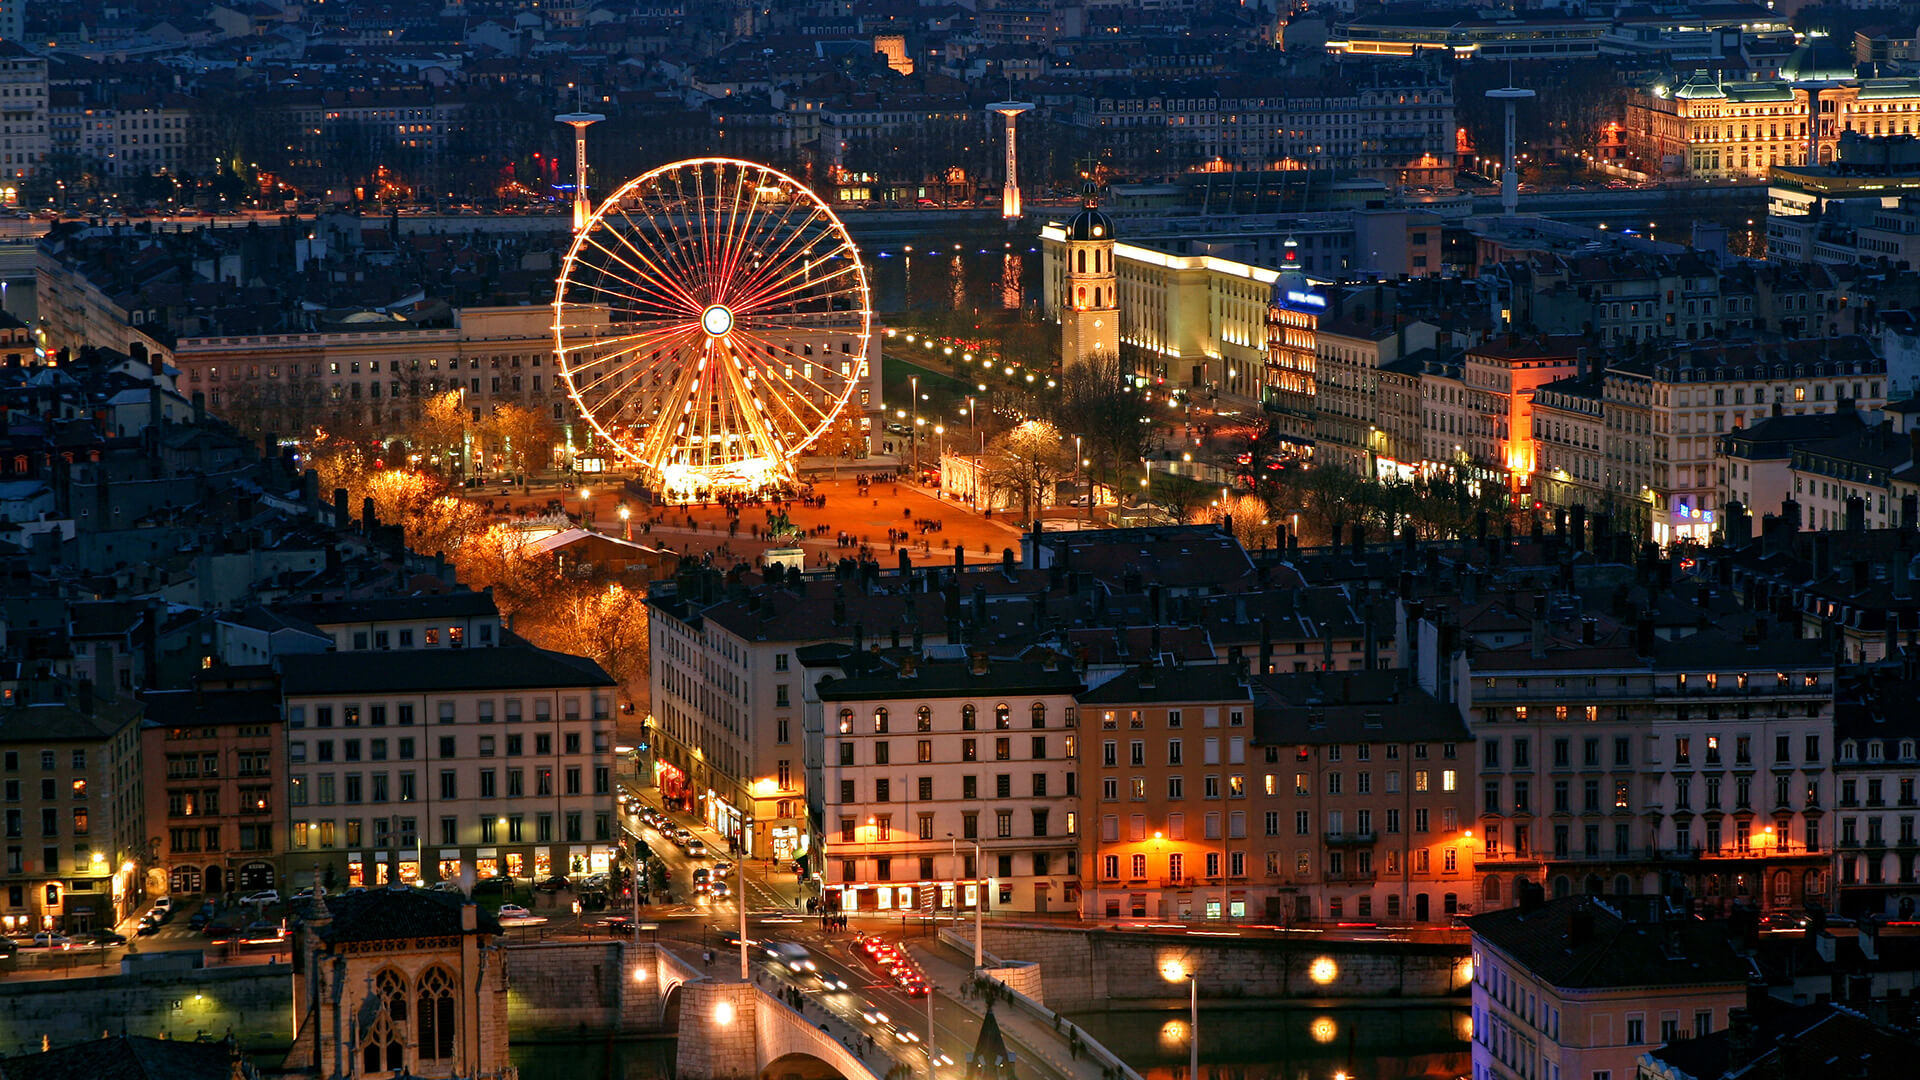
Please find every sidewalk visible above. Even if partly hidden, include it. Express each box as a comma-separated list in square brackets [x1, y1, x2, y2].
[908, 940, 1123, 1080]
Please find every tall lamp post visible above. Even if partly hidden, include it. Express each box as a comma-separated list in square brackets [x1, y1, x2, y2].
[949, 834, 984, 969]
[1188, 974, 1200, 1080]
[910, 375, 920, 473]
[618, 504, 631, 540]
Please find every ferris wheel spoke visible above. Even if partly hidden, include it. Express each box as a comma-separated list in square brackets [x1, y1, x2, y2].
[712, 342, 786, 462]
[723, 211, 834, 311]
[729, 328, 852, 407]
[563, 277, 699, 326]
[578, 232, 704, 316]
[556, 322, 701, 359]
[714, 166, 775, 299]
[664, 169, 721, 299]
[637, 338, 712, 466]
[694, 164, 729, 300]
[581, 219, 704, 312]
[613, 204, 710, 306]
[729, 248, 864, 317]
[714, 184, 813, 307]
[565, 325, 703, 383]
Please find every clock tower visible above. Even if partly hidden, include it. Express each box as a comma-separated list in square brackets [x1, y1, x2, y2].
[1060, 185, 1117, 367]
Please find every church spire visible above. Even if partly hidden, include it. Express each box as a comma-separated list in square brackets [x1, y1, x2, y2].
[966, 1004, 1017, 1080]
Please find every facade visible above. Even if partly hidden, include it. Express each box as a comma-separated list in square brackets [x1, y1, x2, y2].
[1314, 316, 1440, 477]
[1832, 673, 1920, 918]
[1619, 338, 1885, 545]
[279, 647, 618, 892]
[813, 654, 1083, 915]
[284, 889, 512, 1080]
[1462, 335, 1584, 500]
[643, 579, 944, 865]
[140, 677, 285, 898]
[0, 39, 48, 191]
[1080, 665, 1475, 925]
[1531, 372, 1608, 517]
[1628, 73, 1920, 180]
[1452, 619, 1837, 917]
[1468, 895, 1749, 1080]
[1076, 664, 1257, 921]
[1266, 249, 1323, 445]
[0, 685, 144, 936]
[1066, 72, 1455, 186]
[1040, 224, 1287, 408]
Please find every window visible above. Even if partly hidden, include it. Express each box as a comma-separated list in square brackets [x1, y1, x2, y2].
[996, 810, 1013, 838]
[1625, 1017, 1644, 1045]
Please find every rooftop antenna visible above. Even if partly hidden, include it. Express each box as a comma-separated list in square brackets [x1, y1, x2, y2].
[1487, 65, 1536, 218]
[556, 86, 605, 234]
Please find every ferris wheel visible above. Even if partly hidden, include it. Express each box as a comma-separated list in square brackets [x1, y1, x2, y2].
[553, 157, 873, 496]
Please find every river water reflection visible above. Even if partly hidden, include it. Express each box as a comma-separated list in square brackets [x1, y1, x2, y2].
[1067, 1005, 1470, 1080]
[508, 1004, 1469, 1080]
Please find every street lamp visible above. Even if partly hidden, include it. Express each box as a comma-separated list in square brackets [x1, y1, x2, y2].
[578, 487, 592, 527]
[949, 833, 984, 969]
[1189, 974, 1199, 1080]
[618, 505, 631, 540]
[910, 375, 920, 473]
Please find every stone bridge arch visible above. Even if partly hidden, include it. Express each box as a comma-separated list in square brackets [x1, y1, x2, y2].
[673, 980, 880, 1080]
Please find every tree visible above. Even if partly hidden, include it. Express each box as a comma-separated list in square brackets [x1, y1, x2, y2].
[1189, 492, 1275, 550]
[987, 419, 1070, 524]
[412, 390, 470, 473]
[1052, 352, 1155, 484]
[1298, 464, 1364, 547]
[481, 402, 556, 476]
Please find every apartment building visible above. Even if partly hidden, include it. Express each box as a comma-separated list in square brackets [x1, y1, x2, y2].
[0, 40, 48, 189]
[1832, 671, 1920, 917]
[1461, 334, 1584, 499]
[1253, 669, 1477, 924]
[1531, 371, 1607, 517]
[1451, 612, 1837, 917]
[1469, 894, 1748, 1080]
[1783, 414, 1918, 533]
[0, 684, 144, 936]
[1313, 316, 1439, 477]
[1076, 664, 1256, 921]
[140, 677, 284, 897]
[814, 654, 1083, 914]
[1066, 70, 1456, 186]
[279, 647, 618, 891]
[1614, 337, 1885, 545]
[1078, 664, 1473, 924]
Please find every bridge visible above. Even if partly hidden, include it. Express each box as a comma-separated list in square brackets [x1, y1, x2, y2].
[504, 939, 881, 1080]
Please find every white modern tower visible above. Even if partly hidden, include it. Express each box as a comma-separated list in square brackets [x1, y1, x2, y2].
[1485, 86, 1534, 216]
[986, 101, 1034, 219]
[555, 111, 606, 233]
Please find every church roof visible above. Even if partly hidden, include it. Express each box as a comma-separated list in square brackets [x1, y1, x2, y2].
[966, 1004, 1016, 1080]
[309, 886, 502, 945]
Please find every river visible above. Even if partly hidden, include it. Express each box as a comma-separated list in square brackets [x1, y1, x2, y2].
[507, 1003, 1471, 1080]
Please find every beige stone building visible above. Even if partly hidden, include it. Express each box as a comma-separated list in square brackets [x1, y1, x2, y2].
[1470, 895, 1749, 1080]
[1080, 665, 1476, 925]
[0, 682, 144, 936]
[279, 646, 618, 892]
[813, 655, 1084, 914]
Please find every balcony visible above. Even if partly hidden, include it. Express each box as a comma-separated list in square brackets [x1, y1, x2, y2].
[1324, 831, 1377, 846]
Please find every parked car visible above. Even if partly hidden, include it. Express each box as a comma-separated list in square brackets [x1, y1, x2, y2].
[533, 876, 570, 893]
[30, 932, 73, 949]
[151, 897, 173, 913]
[496, 904, 534, 921]
[240, 890, 281, 905]
[429, 882, 463, 894]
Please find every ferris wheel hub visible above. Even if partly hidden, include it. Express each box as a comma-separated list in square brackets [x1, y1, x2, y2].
[700, 304, 735, 338]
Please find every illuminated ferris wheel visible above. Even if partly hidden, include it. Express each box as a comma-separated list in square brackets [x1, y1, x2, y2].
[553, 157, 873, 496]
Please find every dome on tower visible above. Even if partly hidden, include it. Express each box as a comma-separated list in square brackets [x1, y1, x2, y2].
[1066, 182, 1113, 241]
